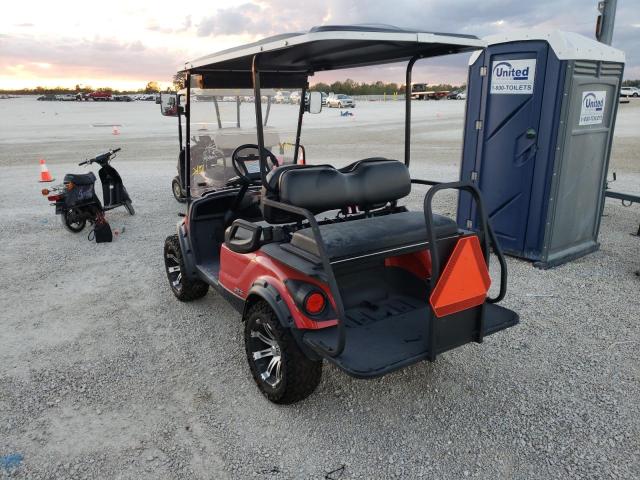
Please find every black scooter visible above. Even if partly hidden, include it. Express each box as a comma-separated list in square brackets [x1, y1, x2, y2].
[41, 148, 134, 233]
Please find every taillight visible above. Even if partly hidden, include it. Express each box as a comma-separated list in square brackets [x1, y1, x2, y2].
[303, 291, 326, 316]
[41, 188, 50, 196]
[47, 194, 63, 201]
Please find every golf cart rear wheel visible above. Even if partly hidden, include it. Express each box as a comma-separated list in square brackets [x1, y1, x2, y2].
[164, 235, 208, 301]
[244, 301, 322, 404]
[61, 209, 86, 233]
[172, 177, 186, 203]
[124, 200, 135, 215]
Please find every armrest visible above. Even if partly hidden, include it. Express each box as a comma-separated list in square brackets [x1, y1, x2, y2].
[224, 219, 263, 254]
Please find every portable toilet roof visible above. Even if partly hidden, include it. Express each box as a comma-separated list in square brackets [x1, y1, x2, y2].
[469, 30, 625, 65]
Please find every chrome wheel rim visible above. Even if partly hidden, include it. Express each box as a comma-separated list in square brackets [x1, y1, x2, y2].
[249, 320, 282, 388]
[165, 252, 182, 291]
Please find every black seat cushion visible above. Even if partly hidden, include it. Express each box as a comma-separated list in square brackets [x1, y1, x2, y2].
[64, 172, 96, 185]
[261, 159, 411, 224]
[289, 211, 458, 260]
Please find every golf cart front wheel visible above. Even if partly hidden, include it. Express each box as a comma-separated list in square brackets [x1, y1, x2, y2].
[244, 301, 322, 404]
[61, 209, 86, 233]
[172, 177, 186, 203]
[164, 235, 208, 301]
[124, 200, 135, 215]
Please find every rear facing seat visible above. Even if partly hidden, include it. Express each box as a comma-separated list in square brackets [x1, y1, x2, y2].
[288, 211, 458, 261]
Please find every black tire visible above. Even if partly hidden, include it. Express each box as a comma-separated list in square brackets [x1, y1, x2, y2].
[124, 200, 135, 215]
[172, 177, 186, 203]
[61, 209, 86, 233]
[634, 93, 639, 98]
[244, 301, 322, 404]
[164, 234, 208, 301]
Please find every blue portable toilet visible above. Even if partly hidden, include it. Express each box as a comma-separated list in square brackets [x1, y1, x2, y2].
[457, 31, 625, 268]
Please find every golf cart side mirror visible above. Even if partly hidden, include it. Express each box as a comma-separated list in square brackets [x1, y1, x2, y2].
[160, 93, 179, 117]
[307, 91, 322, 114]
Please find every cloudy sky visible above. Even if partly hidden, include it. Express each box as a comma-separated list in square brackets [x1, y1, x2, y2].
[1, 0, 639, 90]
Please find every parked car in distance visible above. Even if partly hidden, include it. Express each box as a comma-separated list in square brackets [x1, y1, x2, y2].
[456, 90, 467, 100]
[274, 91, 291, 103]
[289, 91, 301, 104]
[327, 94, 355, 108]
[113, 95, 134, 102]
[620, 86, 640, 97]
[55, 94, 77, 101]
[447, 89, 462, 99]
[89, 91, 113, 101]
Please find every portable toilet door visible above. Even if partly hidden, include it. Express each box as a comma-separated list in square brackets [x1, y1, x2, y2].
[459, 42, 550, 254]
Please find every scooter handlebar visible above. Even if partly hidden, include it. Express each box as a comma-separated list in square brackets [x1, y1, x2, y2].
[79, 148, 121, 166]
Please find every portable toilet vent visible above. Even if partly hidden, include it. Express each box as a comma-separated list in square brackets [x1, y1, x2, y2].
[457, 31, 625, 268]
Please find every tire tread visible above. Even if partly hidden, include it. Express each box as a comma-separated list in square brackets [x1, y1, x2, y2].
[245, 301, 322, 404]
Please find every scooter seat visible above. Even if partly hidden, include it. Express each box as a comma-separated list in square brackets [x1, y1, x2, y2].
[64, 172, 96, 185]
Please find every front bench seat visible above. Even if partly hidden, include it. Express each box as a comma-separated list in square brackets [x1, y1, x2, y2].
[288, 211, 458, 260]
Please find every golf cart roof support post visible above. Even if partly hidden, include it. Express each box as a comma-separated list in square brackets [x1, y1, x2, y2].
[236, 96, 241, 128]
[294, 83, 307, 164]
[264, 96, 271, 127]
[405, 55, 421, 167]
[185, 73, 191, 200]
[212, 96, 222, 129]
[252, 55, 268, 188]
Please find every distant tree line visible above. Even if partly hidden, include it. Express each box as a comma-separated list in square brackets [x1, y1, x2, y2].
[622, 79, 640, 87]
[0, 81, 162, 95]
[310, 79, 464, 95]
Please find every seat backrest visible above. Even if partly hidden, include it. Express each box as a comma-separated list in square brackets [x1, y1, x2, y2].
[261, 158, 410, 223]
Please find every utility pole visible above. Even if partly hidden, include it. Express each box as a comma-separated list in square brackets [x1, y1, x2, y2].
[595, 0, 617, 45]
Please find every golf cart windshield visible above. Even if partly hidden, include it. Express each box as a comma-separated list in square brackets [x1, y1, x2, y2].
[187, 86, 304, 197]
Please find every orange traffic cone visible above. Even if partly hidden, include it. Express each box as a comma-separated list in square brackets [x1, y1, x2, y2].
[112, 126, 120, 135]
[39, 159, 54, 182]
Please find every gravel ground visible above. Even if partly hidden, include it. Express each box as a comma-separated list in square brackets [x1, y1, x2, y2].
[1, 98, 639, 479]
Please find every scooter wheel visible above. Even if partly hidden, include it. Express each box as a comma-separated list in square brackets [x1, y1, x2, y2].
[61, 210, 86, 233]
[172, 177, 186, 203]
[124, 200, 135, 215]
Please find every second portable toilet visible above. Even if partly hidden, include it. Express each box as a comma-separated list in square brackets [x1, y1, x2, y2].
[457, 31, 625, 268]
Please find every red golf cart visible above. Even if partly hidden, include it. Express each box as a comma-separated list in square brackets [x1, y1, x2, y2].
[164, 25, 518, 404]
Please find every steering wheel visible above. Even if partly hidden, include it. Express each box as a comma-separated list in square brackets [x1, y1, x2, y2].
[231, 144, 278, 185]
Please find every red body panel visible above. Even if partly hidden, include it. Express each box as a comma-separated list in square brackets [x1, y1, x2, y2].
[219, 245, 440, 330]
[385, 250, 431, 279]
[219, 245, 337, 330]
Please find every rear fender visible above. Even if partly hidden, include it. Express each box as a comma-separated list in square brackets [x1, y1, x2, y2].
[244, 280, 322, 362]
[244, 280, 294, 328]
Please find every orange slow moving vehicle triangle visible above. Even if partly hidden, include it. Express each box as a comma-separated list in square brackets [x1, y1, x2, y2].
[429, 236, 491, 318]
